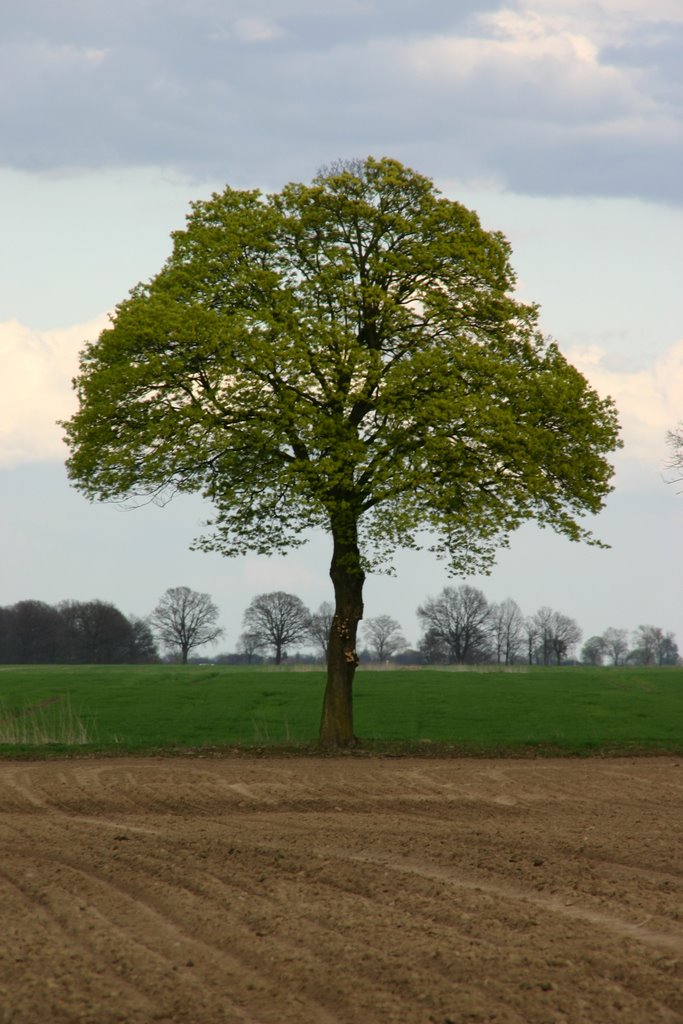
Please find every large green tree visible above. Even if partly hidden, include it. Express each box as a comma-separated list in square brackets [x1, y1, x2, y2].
[63, 157, 620, 745]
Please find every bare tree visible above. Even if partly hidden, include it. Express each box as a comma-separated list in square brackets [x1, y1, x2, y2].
[308, 602, 335, 660]
[242, 592, 311, 665]
[362, 615, 407, 662]
[550, 612, 582, 665]
[488, 598, 524, 665]
[150, 586, 224, 664]
[630, 625, 679, 666]
[530, 606, 555, 664]
[601, 626, 629, 666]
[236, 631, 265, 664]
[529, 607, 581, 665]
[523, 616, 539, 665]
[417, 586, 490, 664]
[666, 425, 683, 485]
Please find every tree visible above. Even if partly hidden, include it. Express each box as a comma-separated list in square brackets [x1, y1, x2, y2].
[62, 157, 621, 745]
[150, 587, 224, 664]
[242, 592, 311, 665]
[59, 600, 137, 663]
[418, 627, 449, 665]
[528, 606, 581, 665]
[0, 600, 157, 664]
[523, 616, 539, 666]
[629, 625, 679, 666]
[362, 615, 407, 662]
[657, 633, 680, 666]
[549, 612, 582, 665]
[529, 606, 555, 665]
[308, 601, 335, 660]
[581, 635, 606, 666]
[601, 626, 629, 666]
[236, 631, 265, 664]
[0, 601, 65, 663]
[488, 598, 524, 665]
[417, 585, 491, 664]
[127, 616, 160, 663]
[666, 426, 683, 484]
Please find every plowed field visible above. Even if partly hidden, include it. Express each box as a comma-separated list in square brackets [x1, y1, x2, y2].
[1, 757, 681, 1024]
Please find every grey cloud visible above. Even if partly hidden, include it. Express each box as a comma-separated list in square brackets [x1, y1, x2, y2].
[1, 1, 681, 204]
[601, 21, 683, 104]
[601, 21, 683, 70]
[489, 134, 683, 207]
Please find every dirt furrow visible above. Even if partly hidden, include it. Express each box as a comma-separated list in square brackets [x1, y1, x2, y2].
[1, 757, 682, 1024]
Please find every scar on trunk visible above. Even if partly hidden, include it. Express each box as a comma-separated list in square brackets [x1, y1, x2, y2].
[335, 616, 359, 665]
[335, 615, 350, 639]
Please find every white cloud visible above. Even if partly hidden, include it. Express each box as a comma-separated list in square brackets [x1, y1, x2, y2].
[401, 7, 646, 125]
[0, 315, 108, 466]
[1, 39, 108, 75]
[568, 339, 683, 472]
[51, 44, 108, 66]
[480, 7, 599, 61]
[231, 17, 286, 43]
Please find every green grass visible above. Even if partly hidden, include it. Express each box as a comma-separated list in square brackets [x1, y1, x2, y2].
[0, 663, 682, 757]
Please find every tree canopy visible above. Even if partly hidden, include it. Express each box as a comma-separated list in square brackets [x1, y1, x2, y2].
[63, 156, 621, 744]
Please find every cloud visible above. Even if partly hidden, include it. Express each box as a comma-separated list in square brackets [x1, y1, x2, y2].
[230, 17, 286, 44]
[568, 339, 683, 475]
[0, 1, 680, 203]
[0, 315, 107, 466]
[402, 19, 637, 122]
[391, 5, 681, 201]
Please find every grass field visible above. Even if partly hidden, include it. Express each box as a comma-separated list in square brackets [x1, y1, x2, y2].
[1, 663, 682, 757]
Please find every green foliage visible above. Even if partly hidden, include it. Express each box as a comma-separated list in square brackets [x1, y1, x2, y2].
[1, 664, 682, 756]
[63, 157, 620, 576]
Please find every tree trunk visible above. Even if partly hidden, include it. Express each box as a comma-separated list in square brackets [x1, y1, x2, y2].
[319, 524, 365, 747]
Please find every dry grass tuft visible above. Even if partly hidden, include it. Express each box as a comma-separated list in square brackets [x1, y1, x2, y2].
[0, 695, 92, 745]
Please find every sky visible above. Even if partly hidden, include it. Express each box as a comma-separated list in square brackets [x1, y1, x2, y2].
[1, 0, 682, 656]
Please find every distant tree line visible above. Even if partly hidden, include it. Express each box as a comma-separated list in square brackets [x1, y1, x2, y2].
[413, 586, 584, 666]
[214, 587, 581, 666]
[0, 600, 158, 664]
[415, 588, 678, 667]
[3, 586, 678, 668]
[581, 625, 679, 667]
[219, 586, 679, 668]
[0, 587, 226, 666]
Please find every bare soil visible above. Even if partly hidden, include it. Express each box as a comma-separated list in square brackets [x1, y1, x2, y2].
[1, 756, 682, 1024]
